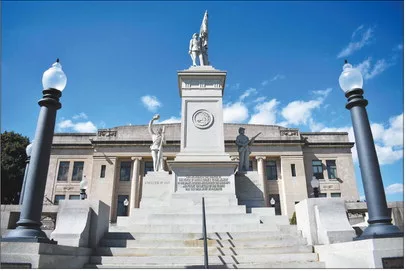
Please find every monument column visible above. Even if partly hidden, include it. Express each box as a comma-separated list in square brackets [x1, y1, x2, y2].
[256, 156, 269, 207]
[130, 157, 142, 213]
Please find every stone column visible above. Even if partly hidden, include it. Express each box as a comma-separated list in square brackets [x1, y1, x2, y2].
[130, 157, 142, 214]
[256, 156, 269, 207]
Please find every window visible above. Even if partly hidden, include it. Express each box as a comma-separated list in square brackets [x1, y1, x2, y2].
[54, 195, 65, 205]
[100, 165, 106, 178]
[69, 195, 80, 200]
[120, 161, 132, 181]
[326, 160, 337, 179]
[57, 161, 70, 181]
[312, 160, 324, 179]
[72, 162, 84, 181]
[291, 164, 296, 177]
[144, 161, 154, 175]
[319, 193, 327, 198]
[331, 192, 341, 198]
[266, 160, 277, 180]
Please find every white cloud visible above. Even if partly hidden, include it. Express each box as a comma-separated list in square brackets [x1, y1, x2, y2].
[337, 26, 373, 58]
[159, 116, 181, 124]
[312, 88, 332, 98]
[72, 112, 88, 120]
[281, 99, 322, 126]
[58, 119, 74, 129]
[374, 145, 403, 165]
[254, 96, 267, 103]
[57, 119, 97, 133]
[385, 183, 404, 195]
[261, 74, 285, 86]
[73, 121, 98, 133]
[141, 95, 161, 112]
[359, 195, 366, 201]
[355, 58, 391, 80]
[248, 99, 279, 125]
[223, 102, 249, 123]
[239, 88, 257, 101]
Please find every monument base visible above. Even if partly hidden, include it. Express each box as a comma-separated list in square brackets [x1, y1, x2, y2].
[168, 160, 238, 198]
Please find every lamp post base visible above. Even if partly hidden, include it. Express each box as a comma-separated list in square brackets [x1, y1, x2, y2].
[2, 228, 56, 244]
[354, 223, 403, 241]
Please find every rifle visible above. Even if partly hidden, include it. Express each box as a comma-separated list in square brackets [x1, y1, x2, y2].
[248, 132, 261, 146]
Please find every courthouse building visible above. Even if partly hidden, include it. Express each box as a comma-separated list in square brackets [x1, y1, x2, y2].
[44, 123, 359, 221]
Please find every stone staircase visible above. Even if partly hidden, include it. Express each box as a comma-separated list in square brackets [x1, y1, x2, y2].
[84, 197, 325, 268]
[85, 226, 324, 268]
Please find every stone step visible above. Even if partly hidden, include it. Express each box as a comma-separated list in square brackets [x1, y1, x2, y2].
[130, 213, 260, 224]
[103, 230, 299, 240]
[99, 237, 307, 248]
[95, 245, 313, 256]
[109, 223, 263, 233]
[131, 205, 248, 214]
[90, 253, 318, 265]
[84, 261, 325, 269]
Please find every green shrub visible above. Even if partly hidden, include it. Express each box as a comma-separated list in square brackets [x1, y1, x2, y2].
[290, 212, 297, 225]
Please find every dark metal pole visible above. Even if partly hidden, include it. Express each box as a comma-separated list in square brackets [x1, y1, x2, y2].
[3, 88, 61, 243]
[202, 197, 209, 269]
[346, 88, 402, 240]
[313, 187, 319, 198]
[19, 156, 31, 205]
[80, 189, 87, 200]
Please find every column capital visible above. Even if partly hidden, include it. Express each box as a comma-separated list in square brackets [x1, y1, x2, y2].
[255, 156, 266, 161]
[131, 156, 143, 161]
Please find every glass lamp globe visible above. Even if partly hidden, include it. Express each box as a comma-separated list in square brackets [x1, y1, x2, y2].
[339, 60, 363, 93]
[26, 142, 33, 157]
[42, 59, 67, 91]
[80, 176, 88, 190]
[310, 176, 320, 189]
[123, 198, 129, 207]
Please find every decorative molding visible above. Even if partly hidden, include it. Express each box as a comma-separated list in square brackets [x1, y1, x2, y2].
[192, 109, 214, 129]
[182, 79, 222, 89]
[255, 156, 266, 161]
[280, 129, 299, 136]
[98, 129, 117, 137]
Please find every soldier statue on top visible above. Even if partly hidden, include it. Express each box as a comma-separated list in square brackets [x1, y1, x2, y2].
[189, 10, 209, 66]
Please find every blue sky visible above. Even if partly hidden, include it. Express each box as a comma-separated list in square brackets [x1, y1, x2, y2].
[2, 1, 404, 202]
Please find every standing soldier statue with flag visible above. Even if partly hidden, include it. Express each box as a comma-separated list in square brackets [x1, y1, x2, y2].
[189, 10, 209, 66]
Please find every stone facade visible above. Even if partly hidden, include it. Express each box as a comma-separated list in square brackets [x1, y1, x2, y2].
[44, 123, 359, 221]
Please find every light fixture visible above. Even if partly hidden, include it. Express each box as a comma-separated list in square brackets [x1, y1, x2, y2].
[339, 60, 363, 93]
[270, 197, 276, 206]
[42, 58, 67, 91]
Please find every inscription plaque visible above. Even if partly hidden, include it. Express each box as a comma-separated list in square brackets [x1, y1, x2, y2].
[178, 176, 230, 191]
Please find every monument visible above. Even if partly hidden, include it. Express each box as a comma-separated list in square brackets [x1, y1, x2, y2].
[138, 11, 239, 208]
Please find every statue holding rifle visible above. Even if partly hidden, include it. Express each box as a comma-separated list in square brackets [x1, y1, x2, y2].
[148, 114, 166, 172]
[235, 127, 261, 172]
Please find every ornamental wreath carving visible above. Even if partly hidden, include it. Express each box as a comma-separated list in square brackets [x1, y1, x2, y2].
[192, 109, 214, 129]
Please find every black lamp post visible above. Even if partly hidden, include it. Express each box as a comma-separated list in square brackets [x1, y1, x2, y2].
[3, 59, 67, 243]
[19, 142, 33, 205]
[80, 176, 88, 200]
[310, 176, 320, 198]
[339, 60, 402, 240]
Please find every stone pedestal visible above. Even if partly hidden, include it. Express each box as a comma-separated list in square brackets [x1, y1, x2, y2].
[168, 66, 238, 203]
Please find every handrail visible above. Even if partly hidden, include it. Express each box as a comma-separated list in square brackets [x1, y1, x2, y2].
[202, 197, 209, 269]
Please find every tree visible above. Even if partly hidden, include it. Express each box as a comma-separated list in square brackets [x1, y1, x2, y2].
[1, 131, 30, 204]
